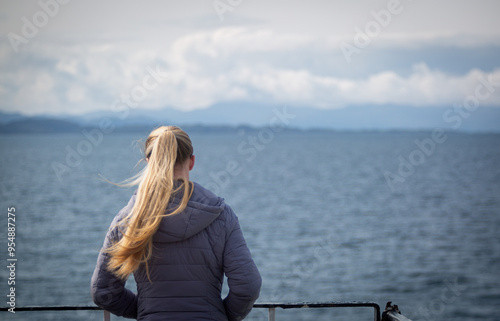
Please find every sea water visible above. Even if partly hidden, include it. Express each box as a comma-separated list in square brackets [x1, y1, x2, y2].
[0, 130, 499, 320]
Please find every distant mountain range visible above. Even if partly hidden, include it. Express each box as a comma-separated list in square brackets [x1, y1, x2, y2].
[1, 103, 500, 133]
[0, 115, 254, 134]
[0, 117, 82, 133]
[0, 110, 291, 134]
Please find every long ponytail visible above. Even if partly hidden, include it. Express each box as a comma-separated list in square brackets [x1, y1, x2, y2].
[106, 126, 193, 281]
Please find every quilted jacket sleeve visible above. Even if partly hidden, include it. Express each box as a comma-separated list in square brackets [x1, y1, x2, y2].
[90, 216, 138, 319]
[222, 206, 262, 321]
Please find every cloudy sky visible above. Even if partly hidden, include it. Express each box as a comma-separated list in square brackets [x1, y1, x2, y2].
[1, 0, 500, 128]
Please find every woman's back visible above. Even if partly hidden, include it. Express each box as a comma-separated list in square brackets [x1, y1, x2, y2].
[134, 182, 260, 320]
[91, 126, 261, 321]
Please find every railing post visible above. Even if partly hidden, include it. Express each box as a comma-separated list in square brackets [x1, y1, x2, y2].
[268, 307, 275, 321]
[104, 310, 110, 321]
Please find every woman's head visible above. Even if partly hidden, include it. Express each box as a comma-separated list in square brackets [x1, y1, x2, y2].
[144, 126, 195, 181]
[145, 126, 193, 166]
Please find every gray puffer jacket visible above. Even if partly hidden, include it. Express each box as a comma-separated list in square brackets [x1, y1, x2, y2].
[91, 182, 262, 321]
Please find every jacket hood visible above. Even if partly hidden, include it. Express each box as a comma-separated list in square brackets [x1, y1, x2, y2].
[152, 181, 225, 243]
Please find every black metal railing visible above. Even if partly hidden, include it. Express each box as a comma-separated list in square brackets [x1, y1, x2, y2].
[254, 302, 381, 321]
[0, 301, 381, 321]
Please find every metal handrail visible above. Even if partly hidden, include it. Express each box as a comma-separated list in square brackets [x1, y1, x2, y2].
[0, 301, 381, 321]
[255, 302, 381, 321]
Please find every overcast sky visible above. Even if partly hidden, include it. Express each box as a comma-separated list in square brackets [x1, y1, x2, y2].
[1, 0, 500, 122]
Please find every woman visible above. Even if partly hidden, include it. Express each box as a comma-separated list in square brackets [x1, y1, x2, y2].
[91, 126, 261, 320]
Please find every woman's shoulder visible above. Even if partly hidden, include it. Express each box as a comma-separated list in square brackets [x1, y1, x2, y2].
[191, 181, 217, 196]
[191, 182, 238, 222]
[190, 181, 224, 206]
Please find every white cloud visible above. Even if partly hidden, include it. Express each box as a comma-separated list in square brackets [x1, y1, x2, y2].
[218, 63, 500, 109]
[12, 71, 58, 114]
[66, 85, 87, 104]
[1, 25, 499, 116]
[144, 29, 500, 110]
[342, 65, 500, 107]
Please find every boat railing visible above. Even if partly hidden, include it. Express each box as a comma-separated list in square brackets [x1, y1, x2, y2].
[0, 301, 381, 321]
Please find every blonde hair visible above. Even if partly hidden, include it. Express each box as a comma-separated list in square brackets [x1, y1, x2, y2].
[106, 126, 194, 281]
